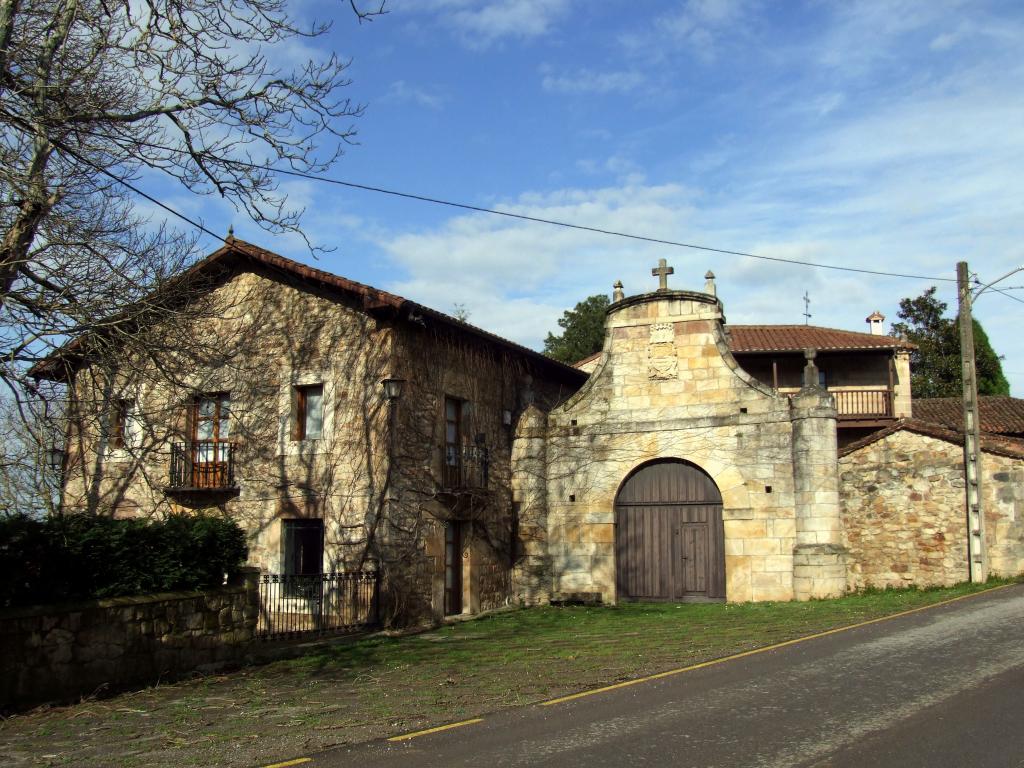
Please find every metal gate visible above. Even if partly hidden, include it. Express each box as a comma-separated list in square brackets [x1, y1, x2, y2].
[615, 460, 725, 601]
[257, 571, 378, 639]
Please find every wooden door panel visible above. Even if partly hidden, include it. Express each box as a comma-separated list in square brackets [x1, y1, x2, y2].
[680, 522, 708, 595]
[615, 460, 725, 602]
[616, 504, 676, 600]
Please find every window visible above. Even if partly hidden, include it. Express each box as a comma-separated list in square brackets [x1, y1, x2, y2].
[194, 393, 230, 443]
[282, 519, 324, 577]
[444, 397, 463, 486]
[294, 384, 324, 440]
[110, 399, 130, 449]
[192, 394, 231, 486]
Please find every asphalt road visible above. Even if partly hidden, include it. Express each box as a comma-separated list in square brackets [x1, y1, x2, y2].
[291, 585, 1024, 768]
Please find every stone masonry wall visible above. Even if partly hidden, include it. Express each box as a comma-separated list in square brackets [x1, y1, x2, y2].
[840, 430, 1024, 589]
[62, 262, 577, 625]
[0, 569, 260, 709]
[532, 288, 803, 604]
[63, 268, 396, 577]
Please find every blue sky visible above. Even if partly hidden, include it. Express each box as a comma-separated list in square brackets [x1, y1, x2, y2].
[155, 0, 1024, 393]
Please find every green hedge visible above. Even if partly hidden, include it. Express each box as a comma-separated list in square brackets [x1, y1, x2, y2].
[0, 513, 248, 609]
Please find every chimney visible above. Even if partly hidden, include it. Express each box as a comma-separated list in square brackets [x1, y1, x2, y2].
[866, 310, 885, 336]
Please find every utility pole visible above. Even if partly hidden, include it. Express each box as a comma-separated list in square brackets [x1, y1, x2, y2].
[957, 261, 986, 583]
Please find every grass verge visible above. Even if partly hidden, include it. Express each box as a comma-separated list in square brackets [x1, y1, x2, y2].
[1, 577, 1019, 768]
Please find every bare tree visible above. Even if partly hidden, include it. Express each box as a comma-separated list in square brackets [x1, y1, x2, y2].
[0, 390, 63, 516]
[0, 0, 385, 396]
[0, 0, 386, 515]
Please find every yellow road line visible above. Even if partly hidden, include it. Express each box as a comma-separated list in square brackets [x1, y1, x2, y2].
[388, 717, 485, 742]
[261, 758, 313, 768]
[542, 583, 1019, 706]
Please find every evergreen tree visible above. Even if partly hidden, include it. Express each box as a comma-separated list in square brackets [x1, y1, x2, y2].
[891, 287, 1009, 398]
[543, 294, 610, 364]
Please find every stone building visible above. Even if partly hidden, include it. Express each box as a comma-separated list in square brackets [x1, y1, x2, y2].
[578, 309, 915, 448]
[839, 420, 1024, 589]
[35, 239, 585, 623]
[512, 267, 848, 604]
[36, 243, 1024, 621]
[511, 263, 1024, 605]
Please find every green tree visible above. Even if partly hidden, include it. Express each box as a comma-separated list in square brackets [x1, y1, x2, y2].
[543, 294, 610, 364]
[891, 287, 1010, 398]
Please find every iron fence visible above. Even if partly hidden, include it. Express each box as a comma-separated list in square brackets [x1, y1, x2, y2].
[257, 571, 378, 640]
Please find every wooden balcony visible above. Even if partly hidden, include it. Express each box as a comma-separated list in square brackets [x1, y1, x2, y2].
[167, 441, 237, 491]
[831, 389, 894, 426]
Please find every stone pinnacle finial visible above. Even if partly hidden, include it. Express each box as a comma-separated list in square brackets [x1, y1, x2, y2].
[704, 270, 716, 296]
[613, 280, 625, 302]
[651, 258, 674, 291]
[802, 348, 820, 390]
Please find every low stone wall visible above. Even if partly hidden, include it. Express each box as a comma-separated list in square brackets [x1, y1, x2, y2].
[0, 568, 260, 709]
[840, 429, 1024, 590]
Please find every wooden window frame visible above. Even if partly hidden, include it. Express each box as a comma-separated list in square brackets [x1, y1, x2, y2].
[110, 399, 129, 449]
[444, 396, 466, 487]
[293, 383, 324, 441]
[192, 392, 230, 443]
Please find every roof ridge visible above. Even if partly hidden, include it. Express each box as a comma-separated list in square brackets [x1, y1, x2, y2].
[728, 322, 893, 337]
[838, 417, 1024, 459]
[32, 238, 586, 382]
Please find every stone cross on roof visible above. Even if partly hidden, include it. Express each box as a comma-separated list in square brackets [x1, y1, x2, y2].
[652, 258, 674, 291]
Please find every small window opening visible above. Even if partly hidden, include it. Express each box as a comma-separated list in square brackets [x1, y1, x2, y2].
[110, 399, 130, 448]
[294, 384, 324, 440]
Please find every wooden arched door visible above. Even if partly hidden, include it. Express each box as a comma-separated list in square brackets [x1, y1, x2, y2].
[615, 460, 725, 601]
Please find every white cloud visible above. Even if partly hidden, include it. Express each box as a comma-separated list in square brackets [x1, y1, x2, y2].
[374, 182, 704, 345]
[620, 0, 753, 63]
[575, 154, 644, 181]
[398, 0, 572, 49]
[367, 42, 1024, 382]
[541, 68, 646, 94]
[381, 80, 447, 110]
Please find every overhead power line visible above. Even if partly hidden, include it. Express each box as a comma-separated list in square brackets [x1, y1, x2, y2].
[242, 163, 958, 283]
[44, 127, 960, 283]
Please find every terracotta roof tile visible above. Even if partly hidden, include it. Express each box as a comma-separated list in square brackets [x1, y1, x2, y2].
[727, 324, 914, 353]
[913, 396, 1024, 436]
[574, 350, 602, 369]
[32, 238, 586, 384]
[838, 418, 1024, 460]
[572, 323, 913, 366]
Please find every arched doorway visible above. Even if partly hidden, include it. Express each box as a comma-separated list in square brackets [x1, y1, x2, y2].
[615, 459, 725, 601]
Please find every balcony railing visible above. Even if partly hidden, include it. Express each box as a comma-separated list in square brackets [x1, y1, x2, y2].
[442, 442, 490, 490]
[831, 389, 894, 420]
[169, 441, 236, 490]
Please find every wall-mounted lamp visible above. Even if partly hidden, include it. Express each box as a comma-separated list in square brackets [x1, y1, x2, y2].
[381, 377, 405, 401]
[46, 445, 66, 472]
[502, 409, 513, 427]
